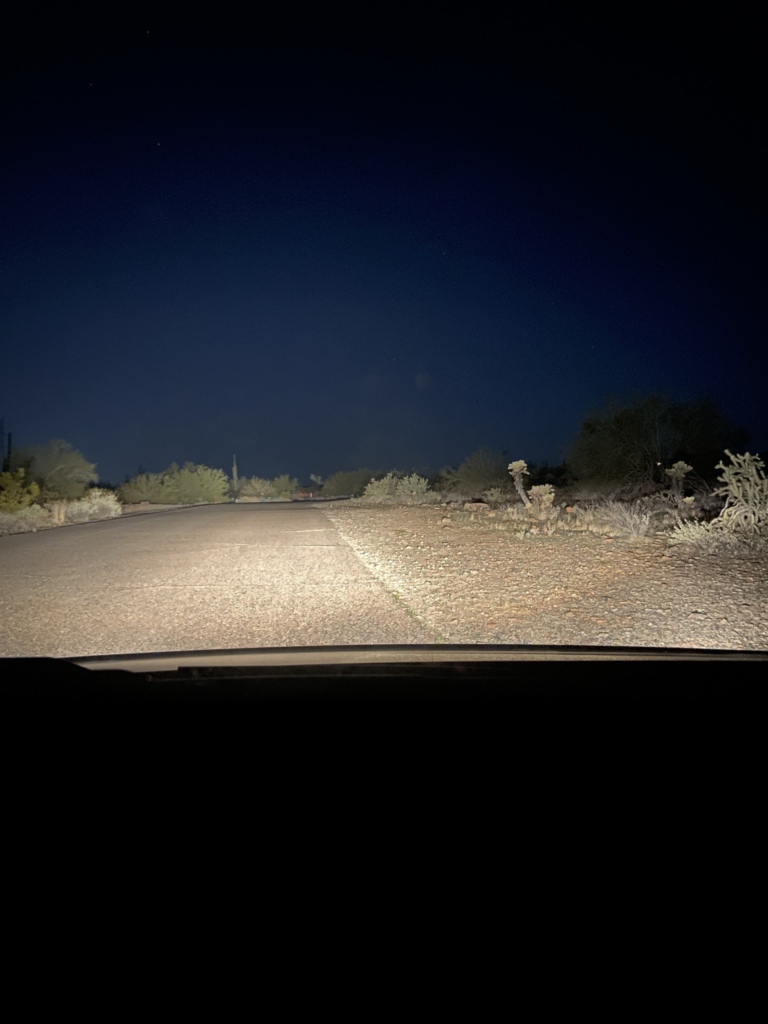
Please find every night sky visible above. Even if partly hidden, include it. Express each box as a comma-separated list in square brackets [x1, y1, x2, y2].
[2, 7, 765, 485]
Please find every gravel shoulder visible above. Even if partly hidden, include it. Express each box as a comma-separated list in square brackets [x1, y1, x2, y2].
[120, 503, 188, 516]
[319, 503, 768, 651]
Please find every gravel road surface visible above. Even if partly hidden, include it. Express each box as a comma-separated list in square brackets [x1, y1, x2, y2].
[0, 503, 437, 658]
[4, 500, 767, 660]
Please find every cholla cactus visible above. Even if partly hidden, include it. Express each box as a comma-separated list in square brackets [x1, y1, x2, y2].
[527, 483, 555, 517]
[711, 450, 768, 534]
[527, 484, 560, 533]
[508, 460, 531, 507]
[665, 460, 692, 486]
[664, 460, 692, 500]
[664, 460, 693, 512]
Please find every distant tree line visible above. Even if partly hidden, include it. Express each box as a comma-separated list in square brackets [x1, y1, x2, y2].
[565, 395, 749, 487]
[315, 396, 750, 498]
[0, 394, 753, 513]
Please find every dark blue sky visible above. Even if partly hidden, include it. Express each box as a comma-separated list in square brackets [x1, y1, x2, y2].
[2, 7, 765, 484]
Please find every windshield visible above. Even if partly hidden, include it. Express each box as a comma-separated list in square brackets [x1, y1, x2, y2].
[2, 10, 766, 663]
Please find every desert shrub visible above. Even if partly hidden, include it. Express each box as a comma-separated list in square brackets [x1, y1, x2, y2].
[322, 469, 375, 497]
[361, 473, 399, 504]
[3, 489, 122, 530]
[482, 486, 510, 506]
[120, 464, 228, 504]
[239, 475, 298, 499]
[668, 519, 768, 556]
[427, 470, 454, 492]
[119, 472, 175, 503]
[395, 473, 436, 503]
[0, 469, 39, 510]
[499, 504, 532, 526]
[435, 489, 472, 504]
[172, 464, 229, 504]
[668, 521, 725, 554]
[0, 505, 50, 535]
[357, 472, 437, 505]
[615, 478, 665, 500]
[61, 501, 91, 524]
[448, 448, 509, 493]
[63, 488, 122, 523]
[591, 500, 654, 538]
[239, 476, 277, 499]
[558, 505, 595, 532]
[493, 490, 669, 539]
[46, 500, 69, 526]
[271, 474, 299, 499]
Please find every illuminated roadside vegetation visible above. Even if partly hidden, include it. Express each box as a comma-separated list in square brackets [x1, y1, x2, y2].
[2, 395, 763, 548]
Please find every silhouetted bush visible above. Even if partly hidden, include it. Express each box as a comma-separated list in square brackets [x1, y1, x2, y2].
[445, 448, 509, 494]
[322, 469, 375, 497]
[12, 439, 97, 499]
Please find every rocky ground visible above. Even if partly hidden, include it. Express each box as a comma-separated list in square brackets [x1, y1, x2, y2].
[319, 502, 768, 651]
